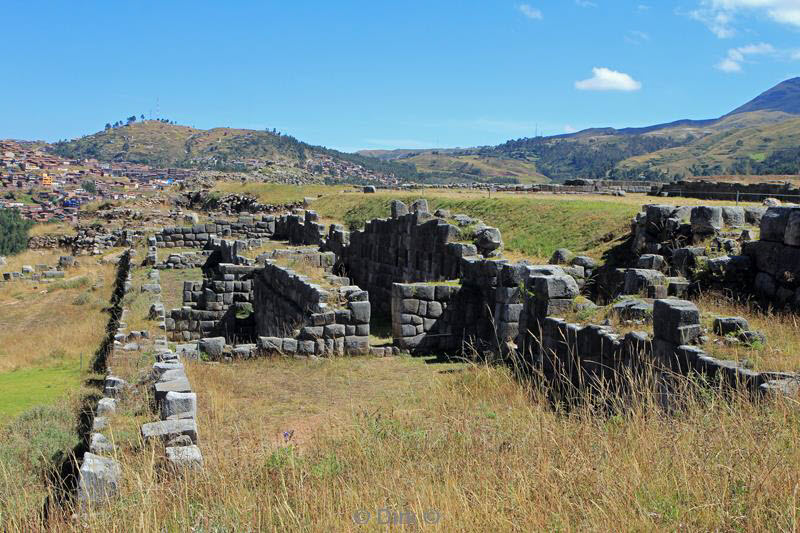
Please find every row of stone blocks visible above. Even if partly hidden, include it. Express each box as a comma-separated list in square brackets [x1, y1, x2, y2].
[140, 272, 203, 474]
[77, 251, 132, 506]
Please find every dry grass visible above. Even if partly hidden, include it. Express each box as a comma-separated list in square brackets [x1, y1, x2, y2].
[697, 291, 800, 372]
[9, 355, 798, 532]
[0, 250, 115, 374]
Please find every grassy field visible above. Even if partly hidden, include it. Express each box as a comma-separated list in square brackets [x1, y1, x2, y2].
[214, 183, 768, 262]
[0, 250, 115, 418]
[15, 354, 800, 531]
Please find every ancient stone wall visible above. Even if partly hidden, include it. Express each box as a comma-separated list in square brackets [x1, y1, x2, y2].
[253, 262, 371, 356]
[331, 203, 482, 315]
[653, 180, 800, 202]
[155, 216, 276, 248]
[743, 206, 800, 308]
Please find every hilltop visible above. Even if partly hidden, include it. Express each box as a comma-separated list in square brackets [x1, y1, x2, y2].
[48, 121, 423, 185]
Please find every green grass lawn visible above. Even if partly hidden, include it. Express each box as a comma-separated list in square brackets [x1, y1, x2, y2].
[0, 365, 84, 419]
[312, 192, 639, 261]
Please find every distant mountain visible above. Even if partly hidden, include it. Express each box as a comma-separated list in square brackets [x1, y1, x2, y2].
[364, 78, 800, 182]
[726, 77, 800, 116]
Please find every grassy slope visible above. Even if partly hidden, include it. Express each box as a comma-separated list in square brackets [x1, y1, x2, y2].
[313, 191, 640, 261]
[618, 113, 800, 176]
[399, 152, 550, 184]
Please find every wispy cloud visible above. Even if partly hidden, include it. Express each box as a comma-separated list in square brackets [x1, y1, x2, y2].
[625, 30, 650, 45]
[575, 67, 642, 91]
[637, 4, 651, 11]
[715, 42, 777, 73]
[564, 124, 578, 134]
[691, 0, 800, 38]
[518, 3, 543, 20]
[575, 0, 597, 7]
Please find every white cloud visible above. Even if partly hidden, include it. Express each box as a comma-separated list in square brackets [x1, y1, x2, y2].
[518, 4, 543, 20]
[637, 4, 651, 11]
[692, 1, 800, 37]
[625, 30, 650, 45]
[715, 42, 776, 73]
[564, 124, 578, 133]
[574, 67, 642, 91]
[575, 0, 597, 7]
[792, 50, 800, 60]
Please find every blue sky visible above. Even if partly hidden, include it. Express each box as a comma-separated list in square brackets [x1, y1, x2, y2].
[2, 1, 799, 152]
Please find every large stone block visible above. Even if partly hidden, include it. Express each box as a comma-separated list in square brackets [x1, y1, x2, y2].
[690, 206, 722, 235]
[166, 445, 204, 470]
[531, 275, 579, 300]
[760, 207, 793, 242]
[721, 206, 745, 227]
[784, 209, 800, 247]
[623, 269, 666, 296]
[154, 378, 192, 403]
[161, 391, 197, 420]
[77, 453, 121, 505]
[652, 299, 701, 345]
[141, 419, 198, 444]
[199, 337, 225, 357]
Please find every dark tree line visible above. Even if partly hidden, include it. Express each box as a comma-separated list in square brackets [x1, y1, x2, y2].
[0, 209, 34, 255]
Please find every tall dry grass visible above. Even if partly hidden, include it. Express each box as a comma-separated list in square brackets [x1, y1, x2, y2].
[697, 291, 800, 372]
[0, 252, 116, 373]
[9, 354, 799, 532]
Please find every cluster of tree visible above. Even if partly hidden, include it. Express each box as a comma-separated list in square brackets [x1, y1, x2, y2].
[0, 209, 34, 255]
[104, 116, 176, 129]
[81, 180, 97, 193]
[484, 135, 687, 182]
[607, 167, 681, 182]
[729, 148, 800, 175]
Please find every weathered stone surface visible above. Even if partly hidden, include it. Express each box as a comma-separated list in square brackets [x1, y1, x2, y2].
[623, 269, 666, 296]
[760, 207, 793, 242]
[89, 433, 114, 455]
[141, 419, 198, 444]
[103, 376, 128, 398]
[653, 299, 701, 345]
[154, 378, 192, 402]
[77, 452, 121, 504]
[390, 200, 408, 218]
[549, 248, 574, 265]
[611, 299, 653, 322]
[571, 255, 597, 269]
[165, 445, 204, 470]
[349, 301, 371, 324]
[721, 206, 745, 227]
[637, 254, 665, 271]
[784, 209, 800, 246]
[532, 275, 579, 299]
[96, 397, 117, 416]
[199, 337, 225, 357]
[473, 226, 503, 257]
[691, 206, 723, 235]
[161, 391, 197, 420]
[713, 317, 749, 336]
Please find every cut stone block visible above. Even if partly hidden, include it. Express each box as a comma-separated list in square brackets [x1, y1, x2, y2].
[141, 419, 198, 444]
[77, 452, 121, 505]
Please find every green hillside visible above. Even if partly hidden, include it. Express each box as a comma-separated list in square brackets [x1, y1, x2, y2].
[616, 113, 800, 177]
[397, 152, 550, 184]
